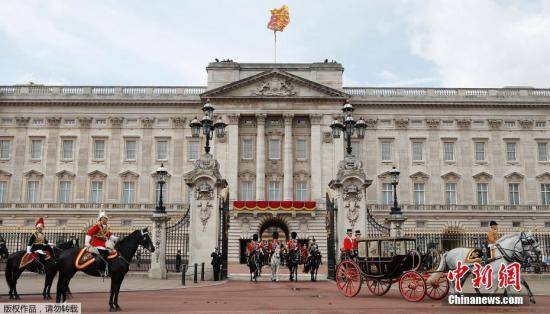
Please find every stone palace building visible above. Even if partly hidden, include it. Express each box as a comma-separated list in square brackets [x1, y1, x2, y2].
[1, 61, 550, 262]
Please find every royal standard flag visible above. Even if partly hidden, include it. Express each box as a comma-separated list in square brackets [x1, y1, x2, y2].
[267, 5, 290, 32]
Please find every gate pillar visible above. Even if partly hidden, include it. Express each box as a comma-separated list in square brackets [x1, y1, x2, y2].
[148, 212, 170, 279]
[184, 153, 227, 281]
[328, 154, 372, 252]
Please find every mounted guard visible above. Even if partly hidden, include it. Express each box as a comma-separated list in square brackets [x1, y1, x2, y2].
[85, 211, 118, 277]
[26, 217, 53, 263]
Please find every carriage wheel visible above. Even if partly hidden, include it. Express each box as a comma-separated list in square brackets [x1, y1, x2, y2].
[336, 260, 362, 297]
[399, 271, 426, 302]
[425, 273, 449, 300]
[366, 278, 392, 296]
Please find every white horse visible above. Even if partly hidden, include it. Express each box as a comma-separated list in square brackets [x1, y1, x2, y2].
[270, 245, 281, 282]
[429, 232, 541, 304]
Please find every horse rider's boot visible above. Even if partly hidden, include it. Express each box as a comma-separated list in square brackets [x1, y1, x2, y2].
[482, 246, 488, 265]
[94, 255, 106, 277]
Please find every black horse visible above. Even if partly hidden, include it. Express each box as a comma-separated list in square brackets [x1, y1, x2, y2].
[56, 228, 154, 312]
[285, 250, 300, 281]
[5, 238, 78, 300]
[247, 250, 260, 282]
[306, 250, 322, 282]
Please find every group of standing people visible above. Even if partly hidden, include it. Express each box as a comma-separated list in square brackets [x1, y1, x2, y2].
[245, 232, 320, 268]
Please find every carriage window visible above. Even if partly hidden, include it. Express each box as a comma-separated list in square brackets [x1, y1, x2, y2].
[381, 241, 394, 257]
[367, 241, 379, 257]
[358, 241, 367, 258]
[395, 241, 406, 255]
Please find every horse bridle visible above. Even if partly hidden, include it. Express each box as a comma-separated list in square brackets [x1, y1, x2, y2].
[496, 232, 539, 264]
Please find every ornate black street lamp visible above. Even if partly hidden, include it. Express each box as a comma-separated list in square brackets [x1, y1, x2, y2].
[389, 166, 401, 215]
[189, 99, 227, 154]
[329, 102, 367, 155]
[155, 163, 168, 213]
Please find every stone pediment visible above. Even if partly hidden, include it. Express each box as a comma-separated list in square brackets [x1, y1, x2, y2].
[201, 69, 349, 99]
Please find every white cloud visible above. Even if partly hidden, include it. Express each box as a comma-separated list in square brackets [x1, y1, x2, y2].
[407, 0, 550, 87]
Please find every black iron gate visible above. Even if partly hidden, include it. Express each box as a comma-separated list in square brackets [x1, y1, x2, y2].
[218, 192, 230, 280]
[326, 193, 337, 280]
[165, 206, 191, 273]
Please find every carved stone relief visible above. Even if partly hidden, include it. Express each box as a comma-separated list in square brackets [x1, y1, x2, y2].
[252, 77, 297, 96]
[197, 201, 213, 232]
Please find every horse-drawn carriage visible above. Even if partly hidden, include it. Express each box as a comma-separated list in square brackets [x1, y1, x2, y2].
[335, 236, 449, 302]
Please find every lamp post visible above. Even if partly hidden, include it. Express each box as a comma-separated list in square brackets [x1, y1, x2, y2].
[329, 102, 366, 156]
[389, 166, 401, 215]
[189, 99, 227, 155]
[155, 163, 168, 213]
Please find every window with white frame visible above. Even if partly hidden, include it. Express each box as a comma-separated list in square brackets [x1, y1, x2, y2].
[475, 142, 486, 161]
[240, 181, 254, 201]
[59, 181, 71, 203]
[0, 140, 11, 159]
[122, 181, 136, 203]
[295, 182, 308, 201]
[61, 139, 74, 161]
[442, 120, 454, 128]
[242, 138, 254, 160]
[536, 121, 546, 128]
[538, 142, 548, 162]
[476, 183, 489, 205]
[506, 142, 517, 161]
[443, 142, 454, 161]
[27, 181, 39, 203]
[296, 139, 307, 160]
[504, 121, 515, 128]
[0, 181, 7, 203]
[125, 140, 137, 161]
[30, 139, 43, 160]
[382, 183, 393, 205]
[413, 183, 425, 205]
[93, 139, 105, 160]
[155, 182, 167, 203]
[445, 183, 457, 205]
[380, 142, 391, 161]
[156, 139, 169, 160]
[268, 181, 280, 201]
[90, 181, 103, 203]
[351, 141, 361, 159]
[542, 184, 550, 205]
[412, 142, 423, 161]
[187, 140, 199, 161]
[269, 139, 280, 160]
[508, 183, 520, 205]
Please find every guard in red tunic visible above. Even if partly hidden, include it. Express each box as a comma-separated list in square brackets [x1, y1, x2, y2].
[85, 211, 118, 277]
[341, 229, 353, 258]
[287, 232, 299, 253]
[246, 234, 263, 257]
[301, 244, 309, 264]
[268, 232, 280, 253]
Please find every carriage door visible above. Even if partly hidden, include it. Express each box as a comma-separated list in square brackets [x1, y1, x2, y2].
[218, 192, 230, 280]
[326, 193, 337, 280]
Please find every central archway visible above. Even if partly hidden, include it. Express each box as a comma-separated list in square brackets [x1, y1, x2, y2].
[258, 216, 290, 241]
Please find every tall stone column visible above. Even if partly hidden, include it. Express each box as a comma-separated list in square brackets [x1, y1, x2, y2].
[310, 114, 323, 203]
[184, 153, 227, 280]
[75, 117, 93, 201]
[226, 114, 239, 202]
[12, 117, 30, 201]
[255, 114, 266, 200]
[44, 117, 62, 201]
[149, 212, 170, 279]
[283, 114, 294, 201]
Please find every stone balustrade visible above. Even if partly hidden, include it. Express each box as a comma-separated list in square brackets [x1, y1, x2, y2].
[368, 204, 550, 211]
[0, 202, 189, 211]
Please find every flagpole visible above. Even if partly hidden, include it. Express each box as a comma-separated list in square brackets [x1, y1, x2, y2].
[274, 30, 277, 63]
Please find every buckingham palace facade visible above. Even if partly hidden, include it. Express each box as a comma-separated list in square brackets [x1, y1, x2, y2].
[1, 61, 550, 262]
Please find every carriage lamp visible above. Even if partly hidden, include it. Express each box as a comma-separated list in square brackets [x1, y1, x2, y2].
[189, 99, 227, 154]
[155, 163, 168, 213]
[329, 102, 367, 155]
[389, 166, 401, 215]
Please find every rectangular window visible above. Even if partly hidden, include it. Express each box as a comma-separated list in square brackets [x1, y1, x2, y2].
[187, 140, 199, 161]
[351, 141, 361, 159]
[0, 140, 10, 159]
[295, 182, 308, 201]
[296, 139, 307, 160]
[542, 184, 550, 205]
[59, 181, 71, 203]
[61, 139, 74, 161]
[475, 142, 486, 161]
[476, 183, 489, 205]
[93, 139, 105, 160]
[240, 181, 254, 201]
[443, 142, 454, 161]
[95, 119, 106, 125]
[156, 140, 169, 160]
[27, 181, 39, 203]
[381, 142, 391, 161]
[91, 181, 103, 203]
[411, 120, 423, 127]
[64, 119, 75, 125]
[445, 183, 457, 205]
[125, 140, 137, 161]
[416, 221, 426, 228]
[442, 120, 454, 127]
[473, 120, 485, 127]
[269, 139, 280, 160]
[538, 142, 548, 162]
[509, 183, 520, 205]
[536, 121, 546, 128]
[242, 138, 253, 160]
[505, 121, 515, 128]
[412, 142, 423, 161]
[512, 221, 521, 228]
[0, 181, 7, 203]
[268, 181, 280, 201]
[506, 142, 517, 161]
[123, 182, 135, 203]
[30, 139, 43, 160]
[413, 183, 425, 205]
[382, 183, 393, 205]
[480, 221, 489, 228]
[155, 182, 167, 203]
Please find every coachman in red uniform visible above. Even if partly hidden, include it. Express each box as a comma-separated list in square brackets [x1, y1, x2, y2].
[341, 229, 353, 258]
[85, 211, 118, 276]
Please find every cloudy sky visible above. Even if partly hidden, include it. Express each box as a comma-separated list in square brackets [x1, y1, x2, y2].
[0, 0, 549, 87]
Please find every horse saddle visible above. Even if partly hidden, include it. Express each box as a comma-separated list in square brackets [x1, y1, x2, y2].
[465, 248, 494, 263]
[74, 248, 118, 270]
[19, 251, 52, 269]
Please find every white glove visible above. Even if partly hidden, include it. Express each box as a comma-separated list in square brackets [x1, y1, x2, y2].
[109, 235, 119, 242]
[26, 246, 31, 253]
[85, 235, 91, 247]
